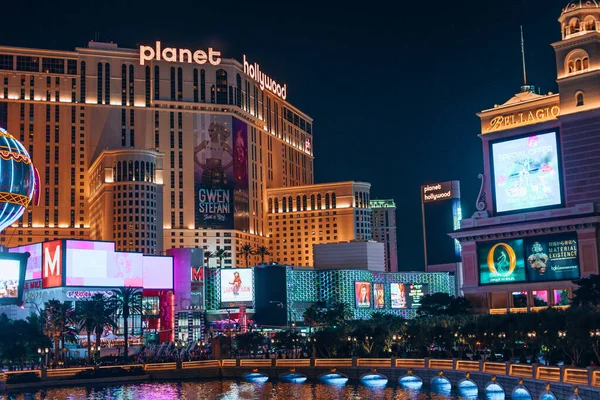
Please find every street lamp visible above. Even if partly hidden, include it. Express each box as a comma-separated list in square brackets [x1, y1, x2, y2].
[558, 330, 567, 339]
[590, 329, 600, 338]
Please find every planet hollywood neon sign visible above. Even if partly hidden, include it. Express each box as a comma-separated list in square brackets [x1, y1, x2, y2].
[243, 55, 287, 100]
[139, 41, 222, 66]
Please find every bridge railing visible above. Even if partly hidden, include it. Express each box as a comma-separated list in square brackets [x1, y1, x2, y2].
[1, 358, 598, 389]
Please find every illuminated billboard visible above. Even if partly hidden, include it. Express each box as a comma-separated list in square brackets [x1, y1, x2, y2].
[9, 243, 41, 280]
[390, 283, 407, 309]
[525, 233, 579, 282]
[478, 239, 527, 285]
[354, 281, 371, 308]
[407, 284, 429, 309]
[0, 252, 28, 305]
[142, 256, 173, 289]
[194, 115, 249, 231]
[491, 131, 563, 214]
[220, 269, 253, 307]
[478, 233, 579, 286]
[65, 241, 143, 287]
[374, 283, 385, 309]
[42, 240, 63, 288]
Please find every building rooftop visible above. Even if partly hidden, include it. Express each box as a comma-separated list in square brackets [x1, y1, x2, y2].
[370, 199, 396, 208]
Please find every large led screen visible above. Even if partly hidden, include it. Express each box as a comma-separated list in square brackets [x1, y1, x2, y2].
[9, 243, 42, 280]
[374, 283, 385, 309]
[220, 269, 253, 306]
[142, 256, 173, 289]
[525, 233, 579, 282]
[491, 131, 563, 213]
[407, 283, 429, 309]
[390, 283, 407, 309]
[65, 241, 142, 287]
[194, 115, 249, 231]
[0, 259, 21, 299]
[478, 239, 526, 285]
[354, 281, 371, 308]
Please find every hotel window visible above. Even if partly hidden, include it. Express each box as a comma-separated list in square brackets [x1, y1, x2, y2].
[145, 66, 151, 106]
[576, 91, 584, 106]
[80, 61, 86, 103]
[0, 55, 13, 70]
[154, 65, 160, 100]
[331, 193, 337, 208]
[104, 63, 111, 104]
[42, 58, 64, 74]
[16, 56, 39, 72]
[170, 67, 175, 101]
[67, 59, 77, 75]
[200, 69, 205, 102]
[236, 73, 242, 107]
[193, 69, 199, 102]
[310, 195, 315, 210]
[210, 85, 215, 103]
[121, 64, 127, 105]
[566, 49, 590, 74]
[97, 62, 103, 104]
[129, 64, 134, 105]
[317, 194, 322, 210]
[177, 67, 183, 101]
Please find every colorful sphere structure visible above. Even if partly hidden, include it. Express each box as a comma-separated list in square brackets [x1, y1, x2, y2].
[0, 128, 36, 233]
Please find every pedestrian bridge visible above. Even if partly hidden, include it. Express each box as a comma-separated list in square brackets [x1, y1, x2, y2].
[1, 358, 599, 399]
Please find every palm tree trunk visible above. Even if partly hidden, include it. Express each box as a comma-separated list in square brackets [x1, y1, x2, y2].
[246, 253, 249, 267]
[123, 310, 129, 359]
[87, 331, 92, 364]
[261, 253, 265, 263]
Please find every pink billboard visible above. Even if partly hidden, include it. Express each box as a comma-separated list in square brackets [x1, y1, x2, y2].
[65, 240, 143, 287]
[9, 243, 42, 280]
[142, 256, 173, 289]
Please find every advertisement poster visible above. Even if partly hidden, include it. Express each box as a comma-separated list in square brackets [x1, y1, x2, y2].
[374, 283, 385, 309]
[42, 240, 62, 288]
[354, 281, 371, 308]
[0, 259, 20, 298]
[525, 233, 579, 282]
[491, 132, 562, 213]
[9, 243, 41, 280]
[194, 115, 249, 230]
[478, 239, 526, 285]
[390, 283, 407, 309]
[220, 269, 253, 306]
[191, 265, 205, 309]
[407, 284, 429, 309]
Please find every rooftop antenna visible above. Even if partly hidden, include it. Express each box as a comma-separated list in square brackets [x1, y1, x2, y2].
[520, 26, 535, 93]
[521, 25, 527, 86]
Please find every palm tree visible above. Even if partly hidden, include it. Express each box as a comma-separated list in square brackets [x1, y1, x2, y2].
[204, 250, 215, 268]
[111, 287, 142, 360]
[255, 246, 271, 264]
[238, 244, 254, 267]
[75, 294, 117, 363]
[214, 248, 227, 268]
[43, 300, 75, 362]
[302, 304, 322, 339]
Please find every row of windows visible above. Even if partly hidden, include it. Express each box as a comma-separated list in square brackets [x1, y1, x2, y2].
[113, 160, 157, 183]
[268, 193, 337, 213]
[0, 55, 77, 74]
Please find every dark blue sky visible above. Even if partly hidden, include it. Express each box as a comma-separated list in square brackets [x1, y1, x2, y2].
[3, 0, 568, 269]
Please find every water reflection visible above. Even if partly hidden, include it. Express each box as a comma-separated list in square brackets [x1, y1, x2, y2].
[0, 379, 505, 399]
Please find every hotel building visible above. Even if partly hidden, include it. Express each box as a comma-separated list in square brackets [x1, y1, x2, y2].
[450, 1, 600, 313]
[370, 199, 398, 272]
[0, 40, 375, 267]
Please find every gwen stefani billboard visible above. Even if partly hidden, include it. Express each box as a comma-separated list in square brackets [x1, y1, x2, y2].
[194, 115, 248, 230]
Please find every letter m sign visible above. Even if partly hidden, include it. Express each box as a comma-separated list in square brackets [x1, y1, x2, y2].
[191, 266, 203, 282]
[42, 240, 62, 288]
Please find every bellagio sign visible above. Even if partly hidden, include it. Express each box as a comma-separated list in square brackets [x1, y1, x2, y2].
[140, 41, 222, 66]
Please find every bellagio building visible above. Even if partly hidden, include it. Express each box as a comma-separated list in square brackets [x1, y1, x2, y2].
[450, 1, 600, 313]
[0, 40, 372, 267]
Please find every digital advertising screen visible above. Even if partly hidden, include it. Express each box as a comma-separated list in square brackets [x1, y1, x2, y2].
[9, 243, 42, 280]
[374, 283, 385, 309]
[142, 256, 173, 289]
[0, 252, 28, 305]
[491, 131, 563, 214]
[525, 233, 579, 282]
[220, 269, 253, 307]
[390, 283, 407, 309]
[194, 115, 249, 231]
[407, 283, 429, 309]
[0, 259, 21, 299]
[478, 239, 526, 285]
[354, 281, 371, 308]
[65, 241, 142, 287]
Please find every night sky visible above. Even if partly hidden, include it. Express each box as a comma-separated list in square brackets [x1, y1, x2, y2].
[3, 0, 570, 270]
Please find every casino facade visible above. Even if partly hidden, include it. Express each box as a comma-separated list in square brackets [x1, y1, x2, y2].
[451, 1, 600, 314]
[0, 39, 378, 267]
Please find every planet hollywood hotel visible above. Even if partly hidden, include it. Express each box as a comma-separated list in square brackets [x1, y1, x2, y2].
[450, 1, 600, 314]
[0, 38, 376, 268]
